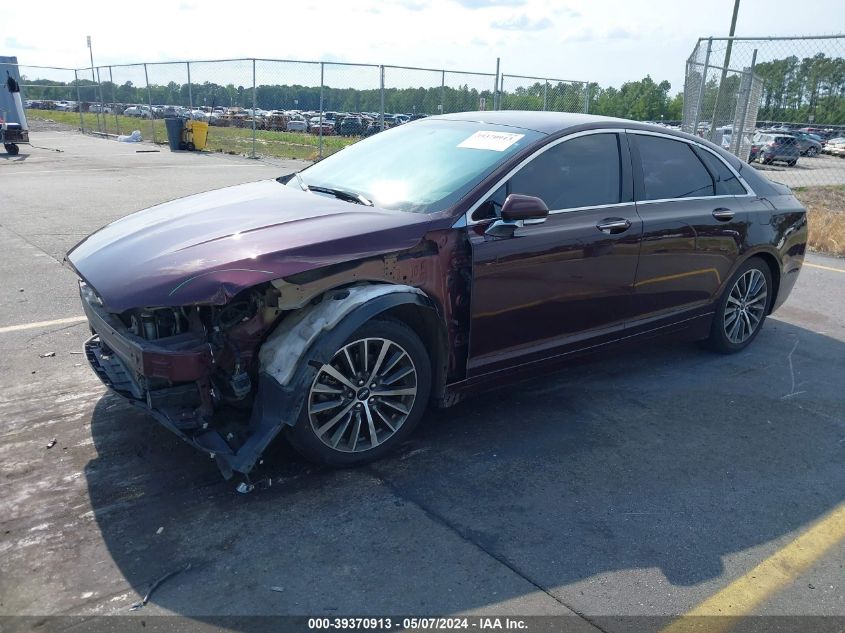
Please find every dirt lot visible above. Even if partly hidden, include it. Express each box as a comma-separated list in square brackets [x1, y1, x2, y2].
[1, 130, 843, 632]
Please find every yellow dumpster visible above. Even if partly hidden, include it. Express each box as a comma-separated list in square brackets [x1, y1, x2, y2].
[185, 120, 209, 151]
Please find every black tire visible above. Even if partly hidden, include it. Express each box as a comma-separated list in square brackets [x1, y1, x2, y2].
[4, 143, 19, 155]
[186, 142, 195, 151]
[807, 146, 818, 157]
[703, 257, 772, 354]
[286, 318, 432, 467]
[787, 159, 797, 167]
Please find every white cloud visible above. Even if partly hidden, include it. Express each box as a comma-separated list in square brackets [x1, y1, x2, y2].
[491, 14, 553, 30]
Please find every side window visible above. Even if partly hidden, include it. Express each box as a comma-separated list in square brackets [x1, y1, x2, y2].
[694, 147, 747, 196]
[635, 135, 715, 200]
[508, 134, 622, 210]
[471, 134, 622, 221]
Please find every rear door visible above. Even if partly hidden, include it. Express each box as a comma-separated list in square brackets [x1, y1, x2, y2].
[628, 132, 750, 326]
[466, 130, 642, 376]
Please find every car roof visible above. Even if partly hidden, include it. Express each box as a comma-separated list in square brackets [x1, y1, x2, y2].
[433, 110, 710, 140]
[432, 110, 745, 169]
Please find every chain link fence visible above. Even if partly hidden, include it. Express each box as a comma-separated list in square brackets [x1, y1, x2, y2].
[683, 35, 845, 189]
[15, 58, 501, 160]
[499, 74, 589, 113]
[9, 64, 80, 121]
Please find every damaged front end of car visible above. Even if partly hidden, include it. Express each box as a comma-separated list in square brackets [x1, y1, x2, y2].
[73, 234, 466, 480]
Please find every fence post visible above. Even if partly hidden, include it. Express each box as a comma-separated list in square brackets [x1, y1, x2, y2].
[583, 81, 589, 113]
[109, 66, 120, 136]
[319, 62, 324, 160]
[733, 48, 758, 157]
[252, 59, 257, 159]
[94, 66, 103, 134]
[692, 37, 712, 135]
[493, 57, 500, 110]
[379, 65, 385, 131]
[543, 80, 548, 111]
[74, 70, 85, 133]
[143, 64, 155, 144]
[187, 62, 193, 111]
[440, 70, 445, 115]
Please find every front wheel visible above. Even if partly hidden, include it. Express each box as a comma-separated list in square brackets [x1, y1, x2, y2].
[704, 258, 772, 354]
[4, 143, 19, 155]
[286, 318, 431, 466]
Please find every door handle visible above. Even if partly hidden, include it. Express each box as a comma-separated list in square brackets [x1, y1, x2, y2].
[596, 218, 631, 234]
[712, 208, 735, 221]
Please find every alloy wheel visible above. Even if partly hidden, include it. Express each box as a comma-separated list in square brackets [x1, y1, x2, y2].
[308, 337, 418, 453]
[723, 269, 768, 344]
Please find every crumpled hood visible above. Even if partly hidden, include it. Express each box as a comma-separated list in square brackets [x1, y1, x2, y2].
[67, 179, 433, 312]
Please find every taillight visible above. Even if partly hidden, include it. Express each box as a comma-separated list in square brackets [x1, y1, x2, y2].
[767, 142, 776, 147]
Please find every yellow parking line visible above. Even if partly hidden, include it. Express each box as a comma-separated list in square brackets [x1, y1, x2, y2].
[0, 316, 87, 334]
[805, 262, 845, 274]
[660, 502, 845, 633]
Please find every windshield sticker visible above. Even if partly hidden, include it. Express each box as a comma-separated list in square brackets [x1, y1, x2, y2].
[458, 131, 525, 152]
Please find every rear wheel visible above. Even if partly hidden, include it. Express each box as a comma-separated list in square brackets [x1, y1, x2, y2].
[4, 143, 19, 155]
[787, 159, 797, 167]
[286, 318, 431, 466]
[807, 146, 819, 157]
[704, 258, 772, 354]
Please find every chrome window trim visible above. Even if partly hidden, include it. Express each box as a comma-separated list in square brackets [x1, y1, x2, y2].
[462, 128, 628, 227]
[460, 127, 759, 229]
[626, 128, 757, 198]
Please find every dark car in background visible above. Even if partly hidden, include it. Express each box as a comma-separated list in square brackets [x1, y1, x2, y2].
[788, 131, 823, 156]
[339, 115, 365, 136]
[67, 112, 807, 480]
[751, 132, 801, 165]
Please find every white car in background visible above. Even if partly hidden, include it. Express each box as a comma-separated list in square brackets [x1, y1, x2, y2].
[286, 118, 307, 132]
[823, 137, 845, 156]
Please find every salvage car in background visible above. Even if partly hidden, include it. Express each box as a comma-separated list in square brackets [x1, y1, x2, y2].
[750, 132, 801, 165]
[67, 112, 807, 479]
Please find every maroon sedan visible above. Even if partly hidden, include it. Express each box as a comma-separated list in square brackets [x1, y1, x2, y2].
[67, 112, 807, 479]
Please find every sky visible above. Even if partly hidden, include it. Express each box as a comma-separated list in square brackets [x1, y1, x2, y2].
[2, 0, 843, 94]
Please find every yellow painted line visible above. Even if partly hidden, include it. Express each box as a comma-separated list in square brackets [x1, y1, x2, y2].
[805, 262, 845, 274]
[661, 502, 845, 633]
[0, 316, 87, 334]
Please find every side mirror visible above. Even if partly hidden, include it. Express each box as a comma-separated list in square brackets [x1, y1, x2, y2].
[501, 194, 549, 224]
[485, 194, 549, 238]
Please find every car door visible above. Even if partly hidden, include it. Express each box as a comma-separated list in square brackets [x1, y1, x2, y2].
[628, 131, 751, 326]
[466, 130, 642, 377]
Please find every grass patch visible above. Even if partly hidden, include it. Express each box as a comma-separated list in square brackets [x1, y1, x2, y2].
[26, 109, 358, 160]
[794, 186, 845, 257]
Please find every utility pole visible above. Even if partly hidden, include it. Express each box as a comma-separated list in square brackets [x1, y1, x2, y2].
[709, 0, 741, 142]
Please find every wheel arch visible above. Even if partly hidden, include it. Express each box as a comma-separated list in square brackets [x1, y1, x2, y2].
[224, 283, 444, 476]
[741, 250, 781, 315]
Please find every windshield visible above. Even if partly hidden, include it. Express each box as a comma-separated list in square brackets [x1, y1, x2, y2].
[289, 119, 544, 213]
